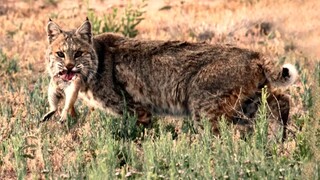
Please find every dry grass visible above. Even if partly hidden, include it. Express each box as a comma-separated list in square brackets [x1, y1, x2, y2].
[0, 0, 319, 71]
[0, 0, 319, 179]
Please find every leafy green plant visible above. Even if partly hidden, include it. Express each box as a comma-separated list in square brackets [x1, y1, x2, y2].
[102, 8, 121, 33]
[88, 0, 147, 37]
[120, 2, 147, 38]
[253, 87, 270, 151]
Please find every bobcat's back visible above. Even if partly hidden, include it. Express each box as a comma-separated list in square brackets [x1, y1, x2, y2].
[93, 33, 289, 116]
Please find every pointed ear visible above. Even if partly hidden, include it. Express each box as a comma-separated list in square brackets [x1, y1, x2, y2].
[46, 19, 62, 44]
[75, 18, 92, 43]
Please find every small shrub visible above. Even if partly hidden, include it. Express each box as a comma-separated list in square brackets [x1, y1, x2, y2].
[108, 112, 145, 141]
[120, 2, 146, 38]
[88, 0, 147, 38]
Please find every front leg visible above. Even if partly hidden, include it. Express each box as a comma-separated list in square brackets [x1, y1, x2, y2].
[135, 106, 152, 125]
[59, 79, 81, 123]
[125, 102, 152, 126]
[41, 80, 61, 122]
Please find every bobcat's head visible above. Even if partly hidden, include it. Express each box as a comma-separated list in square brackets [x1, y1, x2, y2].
[45, 18, 98, 84]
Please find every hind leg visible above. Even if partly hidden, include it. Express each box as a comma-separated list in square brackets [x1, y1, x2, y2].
[237, 90, 290, 141]
[232, 94, 260, 137]
[188, 90, 244, 134]
[266, 91, 290, 141]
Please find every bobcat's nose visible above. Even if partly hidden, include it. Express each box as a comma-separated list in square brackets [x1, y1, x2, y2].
[65, 63, 75, 71]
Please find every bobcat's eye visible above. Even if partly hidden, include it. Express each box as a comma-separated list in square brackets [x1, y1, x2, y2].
[74, 51, 83, 58]
[56, 51, 65, 58]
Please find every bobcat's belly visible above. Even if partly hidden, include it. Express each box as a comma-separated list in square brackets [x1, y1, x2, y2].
[151, 101, 188, 116]
[130, 89, 188, 116]
[79, 90, 120, 117]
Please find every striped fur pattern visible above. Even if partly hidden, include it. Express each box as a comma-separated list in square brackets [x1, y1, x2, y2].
[42, 19, 297, 136]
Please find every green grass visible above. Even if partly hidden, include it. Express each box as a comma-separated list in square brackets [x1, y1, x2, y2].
[0, 30, 319, 179]
[87, 0, 147, 38]
[0, 64, 319, 179]
[0, 50, 19, 75]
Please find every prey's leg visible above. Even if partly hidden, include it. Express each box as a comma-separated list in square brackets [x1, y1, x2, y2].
[59, 79, 81, 123]
[188, 91, 242, 135]
[41, 81, 61, 122]
[69, 106, 77, 118]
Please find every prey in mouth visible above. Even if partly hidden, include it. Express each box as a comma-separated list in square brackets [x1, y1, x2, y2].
[42, 66, 82, 123]
[58, 68, 80, 82]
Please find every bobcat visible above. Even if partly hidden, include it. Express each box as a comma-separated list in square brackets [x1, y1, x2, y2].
[42, 18, 298, 135]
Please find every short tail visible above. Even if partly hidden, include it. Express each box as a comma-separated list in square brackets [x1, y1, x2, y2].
[268, 63, 298, 87]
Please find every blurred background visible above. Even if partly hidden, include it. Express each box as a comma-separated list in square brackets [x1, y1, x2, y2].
[1, 0, 320, 60]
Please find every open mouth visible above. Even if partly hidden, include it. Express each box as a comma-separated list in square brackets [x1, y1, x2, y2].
[58, 70, 78, 81]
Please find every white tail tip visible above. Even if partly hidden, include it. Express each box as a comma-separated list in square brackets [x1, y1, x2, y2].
[281, 63, 298, 87]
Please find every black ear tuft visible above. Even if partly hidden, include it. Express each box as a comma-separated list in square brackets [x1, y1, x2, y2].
[75, 19, 92, 43]
[46, 20, 62, 44]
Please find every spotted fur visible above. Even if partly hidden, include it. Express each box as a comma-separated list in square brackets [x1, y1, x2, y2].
[42, 19, 297, 135]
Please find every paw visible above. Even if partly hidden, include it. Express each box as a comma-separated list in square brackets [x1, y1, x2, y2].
[58, 115, 67, 124]
[137, 110, 152, 126]
[58, 118, 66, 124]
[41, 110, 56, 122]
[58, 114, 76, 124]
